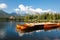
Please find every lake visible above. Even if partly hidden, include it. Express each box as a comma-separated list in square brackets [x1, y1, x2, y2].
[0, 21, 60, 40]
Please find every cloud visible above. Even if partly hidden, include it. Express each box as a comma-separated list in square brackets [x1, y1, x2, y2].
[14, 8, 20, 14]
[19, 4, 26, 11]
[0, 3, 7, 9]
[14, 8, 20, 12]
[18, 4, 32, 13]
[14, 4, 56, 14]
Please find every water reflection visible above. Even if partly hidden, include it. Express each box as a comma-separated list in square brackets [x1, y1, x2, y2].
[0, 30, 6, 39]
[16, 27, 60, 38]
[0, 22, 60, 40]
[0, 22, 7, 39]
[17, 30, 44, 37]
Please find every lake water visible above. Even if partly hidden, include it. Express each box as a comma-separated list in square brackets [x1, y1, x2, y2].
[0, 21, 60, 40]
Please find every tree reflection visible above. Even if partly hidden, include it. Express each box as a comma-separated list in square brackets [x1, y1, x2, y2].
[0, 22, 6, 39]
[0, 22, 6, 29]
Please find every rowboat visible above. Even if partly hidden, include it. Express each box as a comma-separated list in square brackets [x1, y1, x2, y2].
[16, 22, 60, 32]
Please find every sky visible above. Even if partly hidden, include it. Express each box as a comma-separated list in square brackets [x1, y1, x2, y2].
[0, 0, 60, 14]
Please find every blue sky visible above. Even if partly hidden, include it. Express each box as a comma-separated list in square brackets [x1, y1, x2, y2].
[0, 0, 60, 13]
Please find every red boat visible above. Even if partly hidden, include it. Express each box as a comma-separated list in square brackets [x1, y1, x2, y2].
[16, 23, 60, 32]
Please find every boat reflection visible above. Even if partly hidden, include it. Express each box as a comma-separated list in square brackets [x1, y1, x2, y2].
[16, 27, 60, 37]
[16, 30, 44, 36]
[16, 26, 60, 32]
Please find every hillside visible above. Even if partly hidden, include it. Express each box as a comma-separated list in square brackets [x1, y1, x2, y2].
[0, 10, 9, 18]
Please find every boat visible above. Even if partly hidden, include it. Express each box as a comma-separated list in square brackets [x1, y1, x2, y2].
[16, 22, 60, 32]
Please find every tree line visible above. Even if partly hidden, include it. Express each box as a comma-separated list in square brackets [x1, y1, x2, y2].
[20, 12, 60, 22]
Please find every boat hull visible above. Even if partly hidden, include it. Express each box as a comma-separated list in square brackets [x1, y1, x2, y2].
[16, 23, 60, 32]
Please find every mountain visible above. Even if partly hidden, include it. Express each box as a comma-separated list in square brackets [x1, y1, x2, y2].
[0, 10, 9, 18]
[10, 12, 19, 16]
[10, 12, 27, 16]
